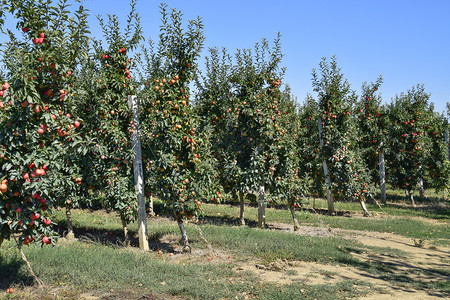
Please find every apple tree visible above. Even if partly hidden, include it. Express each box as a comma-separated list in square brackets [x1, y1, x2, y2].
[298, 94, 323, 203]
[198, 34, 306, 228]
[356, 77, 386, 203]
[265, 85, 308, 230]
[194, 47, 243, 220]
[76, 0, 144, 241]
[0, 0, 89, 247]
[421, 106, 450, 195]
[385, 85, 429, 206]
[139, 4, 209, 251]
[312, 56, 373, 216]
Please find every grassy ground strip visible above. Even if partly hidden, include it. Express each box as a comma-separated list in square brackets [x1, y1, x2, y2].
[201, 201, 449, 245]
[0, 198, 448, 299]
[1, 239, 371, 299]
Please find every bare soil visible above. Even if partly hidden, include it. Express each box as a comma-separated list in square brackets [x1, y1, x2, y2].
[4, 214, 449, 299]
[243, 223, 449, 299]
[158, 221, 450, 299]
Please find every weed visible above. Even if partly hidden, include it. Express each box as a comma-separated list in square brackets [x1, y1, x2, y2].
[285, 269, 298, 276]
[413, 238, 425, 248]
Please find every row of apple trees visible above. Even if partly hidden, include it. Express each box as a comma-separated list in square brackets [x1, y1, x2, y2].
[302, 56, 449, 214]
[0, 0, 220, 249]
[194, 51, 449, 221]
[0, 0, 151, 247]
[1, 0, 449, 249]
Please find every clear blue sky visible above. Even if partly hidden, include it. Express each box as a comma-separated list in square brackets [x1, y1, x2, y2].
[8, 0, 450, 114]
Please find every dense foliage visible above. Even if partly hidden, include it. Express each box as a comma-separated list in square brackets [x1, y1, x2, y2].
[0, 0, 89, 245]
[0, 0, 448, 250]
[312, 56, 374, 215]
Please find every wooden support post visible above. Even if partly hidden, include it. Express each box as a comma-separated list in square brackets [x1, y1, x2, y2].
[66, 206, 75, 240]
[239, 190, 245, 225]
[128, 95, 149, 251]
[418, 177, 425, 198]
[318, 117, 335, 215]
[257, 186, 266, 228]
[379, 146, 386, 205]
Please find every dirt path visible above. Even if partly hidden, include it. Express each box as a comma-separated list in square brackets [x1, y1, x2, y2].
[153, 220, 449, 299]
[151, 216, 449, 299]
[239, 222, 450, 299]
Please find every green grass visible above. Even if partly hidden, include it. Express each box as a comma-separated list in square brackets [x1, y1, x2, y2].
[54, 209, 399, 266]
[196, 224, 387, 265]
[308, 198, 450, 220]
[1, 190, 448, 299]
[0, 239, 372, 300]
[303, 214, 448, 240]
[200, 201, 449, 245]
[372, 268, 450, 295]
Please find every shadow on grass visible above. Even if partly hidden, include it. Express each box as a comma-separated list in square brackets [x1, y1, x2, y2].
[54, 219, 201, 254]
[198, 215, 259, 227]
[383, 202, 450, 220]
[385, 192, 450, 205]
[337, 246, 450, 297]
[55, 220, 140, 248]
[0, 249, 33, 289]
[222, 199, 354, 216]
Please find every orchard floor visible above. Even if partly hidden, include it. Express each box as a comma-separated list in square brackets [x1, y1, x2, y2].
[1, 202, 449, 300]
[152, 219, 449, 300]
[252, 224, 449, 300]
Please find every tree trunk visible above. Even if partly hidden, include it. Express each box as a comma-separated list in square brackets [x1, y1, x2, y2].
[257, 186, 266, 229]
[175, 212, 190, 252]
[288, 202, 300, 231]
[318, 116, 335, 215]
[66, 206, 75, 240]
[379, 148, 386, 205]
[122, 219, 129, 245]
[360, 200, 371, 217]
[445, 130, 449, 160]
[239, 190, 245, 225]
[408, 190, 416, 207]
